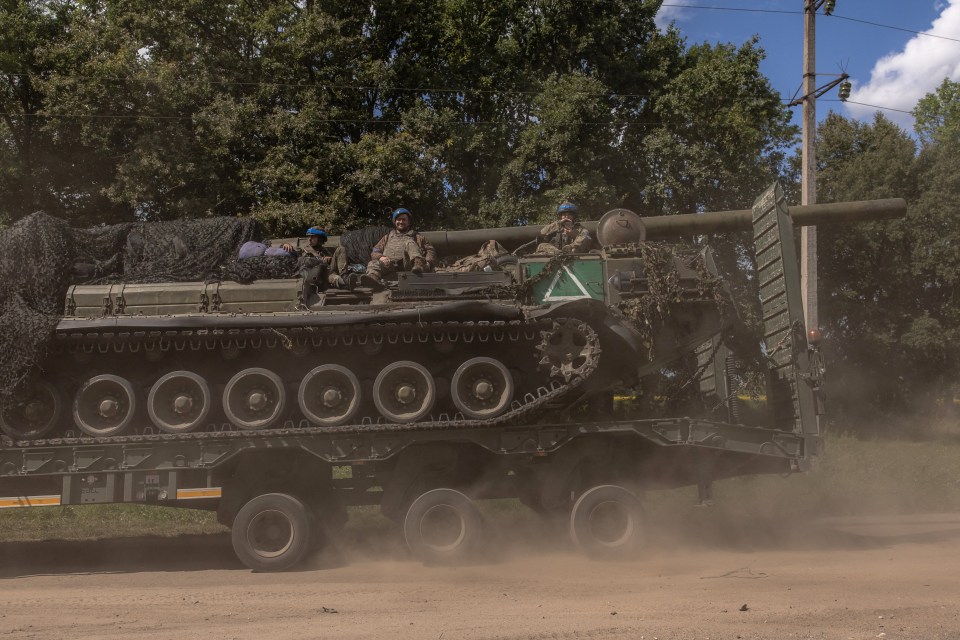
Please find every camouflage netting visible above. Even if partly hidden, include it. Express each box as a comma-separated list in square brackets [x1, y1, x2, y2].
[339, 225, 392, 265]
[0, 212, 304, 402]
[0, 214, 75, 403]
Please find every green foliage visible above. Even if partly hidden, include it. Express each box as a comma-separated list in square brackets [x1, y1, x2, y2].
[913, 78, 960, 146]
[0, 0, 795, 233]
[814, 107, 960, 427]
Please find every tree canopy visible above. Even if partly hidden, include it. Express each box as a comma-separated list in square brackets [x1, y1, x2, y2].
[1, 0, 796, 232]
[814, 93, 960, 427]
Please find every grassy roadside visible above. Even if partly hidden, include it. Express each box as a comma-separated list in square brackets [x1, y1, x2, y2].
[1, 434, 958, 543]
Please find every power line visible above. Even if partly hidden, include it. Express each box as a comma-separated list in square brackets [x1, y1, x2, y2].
[821, 99, 913, 115]
[3, 73, 924, 112]
[659, 3, 960, 44]
[2, 99, 915, 122]
[0, 73, 655, 99]
[660, 3, 799, 15]
[828, 14, 960, 44]
[0, 112, 670, 126]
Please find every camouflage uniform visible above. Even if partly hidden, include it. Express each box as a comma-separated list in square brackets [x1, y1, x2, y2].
[535, 221, 593, 255]
[298, 244, 331, 260]
[442, 240, 509, 272]
[290, 243, 338, 287]
[326, 245, 349, 287]
[366, 229, 438, 280]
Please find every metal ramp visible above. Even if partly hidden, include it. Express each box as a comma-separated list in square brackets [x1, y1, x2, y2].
[751, 183, 822, 448]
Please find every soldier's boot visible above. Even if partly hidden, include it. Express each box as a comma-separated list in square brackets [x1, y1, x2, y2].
[411, 256, 426, 275]
[331, 274, 351, 290]
[360, 272, 383, 289]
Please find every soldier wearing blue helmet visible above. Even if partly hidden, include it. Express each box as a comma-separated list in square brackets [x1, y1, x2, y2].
[280, 226, 355, 289]
[280, 226, 331, 258]
[536, 202, 593, 254]
[360, 208, 437, 289]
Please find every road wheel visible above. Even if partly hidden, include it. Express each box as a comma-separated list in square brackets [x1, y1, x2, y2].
[404, 488, 484, 564]
[73, 374, 136, 436]
[570, 485, 644, 559]
[223, 368, 286, 430]
[231, 493, 312, 572]
[373, 361, 435, 423]
[148, 370, 211, 433]
[450, 357, 514, 419]
[0, 380, 63, 440]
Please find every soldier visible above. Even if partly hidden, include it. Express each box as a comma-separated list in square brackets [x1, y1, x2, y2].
[535, 202, 593, 255]
[282, 227, 331, 260]
[281, 227, 356, 289]
[360, 208, 438, 289]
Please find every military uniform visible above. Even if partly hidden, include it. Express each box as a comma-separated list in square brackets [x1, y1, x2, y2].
[298, 244, 331, 259]
[535, 220, 593, 255]
[366, 229, 438, 280]
[326, 246, 350, 287]
[442, 240, 509, 272]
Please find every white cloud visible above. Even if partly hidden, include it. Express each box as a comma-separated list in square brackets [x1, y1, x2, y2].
[655, 5, 689, 29]
[846, 0, 960, 129]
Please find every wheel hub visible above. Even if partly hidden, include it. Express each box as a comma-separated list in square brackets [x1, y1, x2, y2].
[246, 390, 268, 412]
[247, 510, 294, 557]
[98, 397, 120, 418]
[321, 387, 342, 408]
[472, 379, 494, 400]
[172, 394, 194, 415]
[24, 401, 48, 423]
[395, 383, 417, 404]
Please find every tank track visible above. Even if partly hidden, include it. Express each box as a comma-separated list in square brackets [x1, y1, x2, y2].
[2, 317, 601, 447]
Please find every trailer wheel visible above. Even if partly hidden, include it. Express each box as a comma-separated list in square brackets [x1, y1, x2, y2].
[231, 493, 312, 572]
[570, 485, 644, 559]
[403, 488, 484, 564]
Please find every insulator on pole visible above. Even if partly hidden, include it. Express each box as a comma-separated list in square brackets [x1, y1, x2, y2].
[838, 79, 852, 102]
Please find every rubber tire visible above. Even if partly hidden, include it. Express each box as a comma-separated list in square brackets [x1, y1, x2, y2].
[570, 485, 645, 560]
[403, 488, 484, 565]
[231, 493, 312, 572]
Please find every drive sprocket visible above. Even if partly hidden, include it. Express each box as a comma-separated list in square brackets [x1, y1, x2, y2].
[536, 318, 601, 383]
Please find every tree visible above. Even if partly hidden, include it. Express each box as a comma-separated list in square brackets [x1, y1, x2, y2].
[913, 78, 960, 146]
[813, 109, 960, 428]
[1, 1, 798, 236]
[0, 1, 129, 224]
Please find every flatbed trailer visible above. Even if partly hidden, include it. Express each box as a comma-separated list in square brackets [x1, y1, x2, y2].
[0, 412, 813, 570]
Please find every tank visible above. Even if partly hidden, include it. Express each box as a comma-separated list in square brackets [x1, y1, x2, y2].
[0, 182, 905, 442]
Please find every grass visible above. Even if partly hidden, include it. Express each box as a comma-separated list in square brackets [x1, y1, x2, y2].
[0, 503, 224, 542]
[2, 433, 959, 543]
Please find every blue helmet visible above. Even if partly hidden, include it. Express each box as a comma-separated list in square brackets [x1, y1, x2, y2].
[391, 207, 412, 222]
[557, 202, 578, 217]
[305, 227, 328, 240]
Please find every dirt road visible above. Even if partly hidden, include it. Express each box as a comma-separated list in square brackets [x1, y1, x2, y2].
[1, 520, 959, 640]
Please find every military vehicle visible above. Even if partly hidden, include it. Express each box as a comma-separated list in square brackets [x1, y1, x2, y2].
[0, 183, 904, 571]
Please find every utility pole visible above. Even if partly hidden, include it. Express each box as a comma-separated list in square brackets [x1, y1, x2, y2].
[801, 0, 818, 330]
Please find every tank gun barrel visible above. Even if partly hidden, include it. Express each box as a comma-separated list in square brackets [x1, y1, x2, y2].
[416, 197, 906, 255]
[316, 197, 905, 255]
[641, 197, 906, 240]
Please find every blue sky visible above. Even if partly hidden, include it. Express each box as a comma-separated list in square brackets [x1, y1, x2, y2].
[655, 0, 960, 132]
